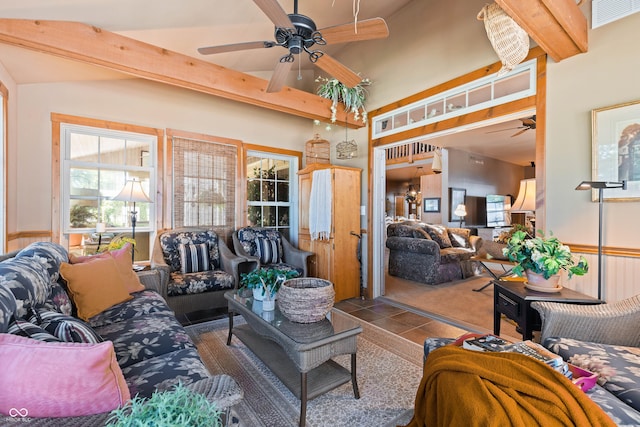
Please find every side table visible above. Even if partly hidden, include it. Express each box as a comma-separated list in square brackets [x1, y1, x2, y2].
[494, 280, 603, 340]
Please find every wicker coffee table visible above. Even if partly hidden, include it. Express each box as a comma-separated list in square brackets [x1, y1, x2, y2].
[224, 291, 362, 427]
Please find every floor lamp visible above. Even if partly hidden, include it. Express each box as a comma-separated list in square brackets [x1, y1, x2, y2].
[575, 180, 627, 301]
[114, 179, 152, 263]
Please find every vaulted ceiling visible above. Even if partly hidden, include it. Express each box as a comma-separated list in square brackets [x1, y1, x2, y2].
[0, 0, 587, 130]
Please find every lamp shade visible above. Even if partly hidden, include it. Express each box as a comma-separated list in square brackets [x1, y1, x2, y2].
[95, 222, 106, 233]
[511, 178, 536, 212]
[113, 179, 151, 203]
[454, 204, 467, 217]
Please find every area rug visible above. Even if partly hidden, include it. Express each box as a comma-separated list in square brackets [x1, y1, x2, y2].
[185, 310, 422, 427]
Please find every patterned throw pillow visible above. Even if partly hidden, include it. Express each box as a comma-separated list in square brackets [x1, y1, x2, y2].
[448, 227, 471, 248]
[255, 237, 282, 265]
[424, 224, 453, 248]
[178, 243, 211, 274]
[8, 317, 61, 342]
[29, 308, 103, 344]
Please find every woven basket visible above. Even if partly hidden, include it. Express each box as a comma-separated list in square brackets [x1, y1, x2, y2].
[277, 278, 335, 323]
[477, 2, 529, 76]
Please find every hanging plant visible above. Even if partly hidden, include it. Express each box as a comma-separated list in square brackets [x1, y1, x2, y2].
[316, 76, 371, 124]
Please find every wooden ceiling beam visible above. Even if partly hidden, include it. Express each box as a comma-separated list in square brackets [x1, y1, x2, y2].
[0, 19, 362, 128]
[496, 0, 587, 62]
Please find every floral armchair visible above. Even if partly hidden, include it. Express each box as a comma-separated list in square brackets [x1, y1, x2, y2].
[232, 227, 312, 277]
[151, 228, 248, 316]
[531, 295, 640, 424]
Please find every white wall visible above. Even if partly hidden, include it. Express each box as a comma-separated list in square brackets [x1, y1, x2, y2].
[15, 77, 314, 232]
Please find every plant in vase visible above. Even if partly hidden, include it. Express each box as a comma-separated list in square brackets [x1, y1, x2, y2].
[240, 268, 299, 307]
[316, 76, 371, 124]
[503, 230, 589, 288]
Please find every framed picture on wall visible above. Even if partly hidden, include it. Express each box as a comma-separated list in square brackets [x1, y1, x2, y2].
[449, 187, 466, 221]
[423, 197, 441, 213]
[592, 100, 640, 200]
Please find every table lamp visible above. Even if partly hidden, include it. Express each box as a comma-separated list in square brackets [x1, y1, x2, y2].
[113, 179, 151, 262]
[454, 204, 467, 228]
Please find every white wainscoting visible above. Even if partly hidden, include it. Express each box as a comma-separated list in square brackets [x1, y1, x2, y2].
[564, 252, 640, 302]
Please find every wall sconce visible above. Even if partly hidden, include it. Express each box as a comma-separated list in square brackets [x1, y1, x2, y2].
[575, 180, 626, 300]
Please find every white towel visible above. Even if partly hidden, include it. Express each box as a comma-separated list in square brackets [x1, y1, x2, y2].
[309, 169, 332, 240]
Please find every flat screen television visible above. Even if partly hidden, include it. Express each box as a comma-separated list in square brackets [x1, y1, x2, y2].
[486, 195, 511, 227]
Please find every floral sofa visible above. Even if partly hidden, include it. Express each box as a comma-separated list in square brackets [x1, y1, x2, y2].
[386, 222, 482, 285]
[0, 242, 242, 425]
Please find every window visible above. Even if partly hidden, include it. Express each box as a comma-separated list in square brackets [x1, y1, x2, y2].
[60, 122, 156, 260]
[171, 134, 238, 242]
[246, 152, 297, 241]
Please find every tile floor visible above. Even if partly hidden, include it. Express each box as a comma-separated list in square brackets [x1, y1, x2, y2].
[177, 298, 472, 348]
[333, 298, 470, 345]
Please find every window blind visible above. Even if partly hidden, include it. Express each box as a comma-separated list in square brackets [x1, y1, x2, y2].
[172, 136, 237, 241]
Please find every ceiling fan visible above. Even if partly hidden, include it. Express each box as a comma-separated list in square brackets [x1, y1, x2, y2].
[197, 0, 389, 93]
[486, 115, 537, 137]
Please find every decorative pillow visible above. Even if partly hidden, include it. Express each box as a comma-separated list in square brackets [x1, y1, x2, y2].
[0, 257, 51, 318]
[255, 237, 282, 265]
[412, 228, 432, 240]
[448, 227, 471, 248]
[178, 243, 211, 274]
[29, 308, 103, 344]
[424, 224, 453, 248]
[69, 243, 145, 294]
[0, 334, 130, 417]
[60, 257, 133, 321]
[8, 317, 61, 342]
[44, 281, 74, 316]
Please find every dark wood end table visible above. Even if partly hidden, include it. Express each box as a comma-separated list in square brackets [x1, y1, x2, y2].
[493, 280, 603, 340]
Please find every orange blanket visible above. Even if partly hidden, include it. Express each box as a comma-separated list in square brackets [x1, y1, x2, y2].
[403, 345, 616, 427]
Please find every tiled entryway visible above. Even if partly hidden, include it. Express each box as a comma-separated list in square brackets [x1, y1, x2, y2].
[334, 298, 470, 345]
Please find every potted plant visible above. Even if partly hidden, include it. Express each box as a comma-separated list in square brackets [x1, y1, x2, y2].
[106, 382, 222, 427]
[240, 268, 299, 308]
[503, 230, 589, 288]
[316, 76, 371, 124]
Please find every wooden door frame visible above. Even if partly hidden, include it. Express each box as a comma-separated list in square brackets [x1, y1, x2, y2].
[366, 47, 547, 299]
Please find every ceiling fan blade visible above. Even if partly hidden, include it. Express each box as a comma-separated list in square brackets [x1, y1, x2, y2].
[314, 54, 362, 88]
[266, 58, 294, 93]
[486, 127, 520, 134]
[511, 128, 529, 137]
[198, 41, 275, 55]
[253, 0, 294, 29]
[320, 17, 389, 44]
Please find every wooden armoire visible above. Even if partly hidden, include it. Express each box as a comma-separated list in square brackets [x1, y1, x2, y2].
[298, 163, 362, 302]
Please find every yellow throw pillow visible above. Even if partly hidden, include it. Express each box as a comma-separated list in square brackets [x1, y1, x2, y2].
[69, 243, 144, 294]
[60, 257, 133, 321]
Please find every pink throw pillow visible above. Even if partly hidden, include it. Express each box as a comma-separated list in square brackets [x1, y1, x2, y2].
[0, 334, 130, 417]
[69, 243, 144, 294]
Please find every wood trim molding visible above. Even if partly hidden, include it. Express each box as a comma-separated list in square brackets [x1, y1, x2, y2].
[496, 0, 587, 62]
[569, 244, 640, 258]
[50, 113, 165, 242]
[1, 81, 7, 253]
[7, 230, 51, 241]
[366, 48, 547, 300]
[0, 19, 360, 128]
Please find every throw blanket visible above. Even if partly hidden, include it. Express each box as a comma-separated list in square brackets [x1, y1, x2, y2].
[309, 169, 332, 240]
[403, 345, 615, 427]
